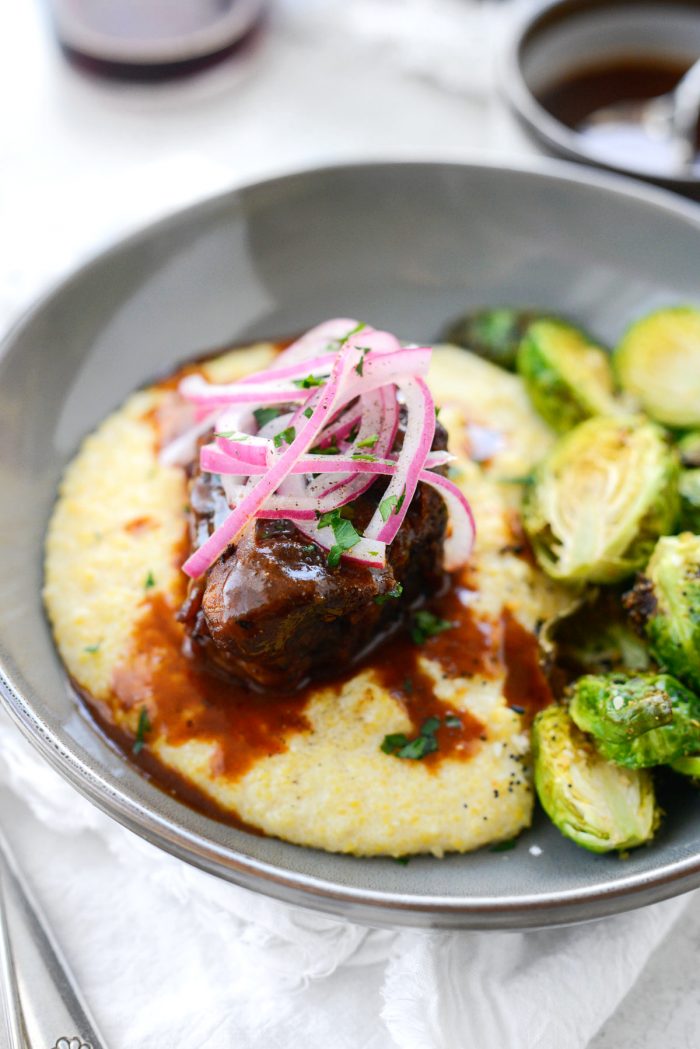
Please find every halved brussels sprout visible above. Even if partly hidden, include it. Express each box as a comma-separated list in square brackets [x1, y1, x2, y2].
[532, 705, 658, 853]
[679, 470, 700, 532]
[568, 672, 700, 767]
[441, 307, 547, 371]
[678, 431, 700, 468]
[542, 588, 651, 678]
[523, 415, 680, 584]
[625, 533, 700, 692]
[516, 319, 618, 433]
[614, 307, 700, 428]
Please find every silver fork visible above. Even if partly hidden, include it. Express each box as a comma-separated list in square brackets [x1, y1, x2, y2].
[0, 827, 108, 1049]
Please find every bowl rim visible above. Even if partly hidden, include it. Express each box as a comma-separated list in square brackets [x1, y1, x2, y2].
[502, 0, 700, 188]
[3, 156, 700, 929]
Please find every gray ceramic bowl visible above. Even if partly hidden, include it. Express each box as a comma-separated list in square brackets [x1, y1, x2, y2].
[505, 0, 700, 196]
[2, 160, 700, 930]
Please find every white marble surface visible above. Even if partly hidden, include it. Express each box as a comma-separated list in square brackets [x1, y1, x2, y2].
[1, 2, 699, 1046]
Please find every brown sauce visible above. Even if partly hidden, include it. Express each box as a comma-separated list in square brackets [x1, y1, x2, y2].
[97, 569, 552, 814]
[539, 56, 700, 170]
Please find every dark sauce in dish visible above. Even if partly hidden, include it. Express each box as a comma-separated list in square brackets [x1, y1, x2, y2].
[539, 57, 700, 172]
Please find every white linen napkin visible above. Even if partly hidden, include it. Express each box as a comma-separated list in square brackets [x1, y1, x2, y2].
[0, 712, 690, 1049]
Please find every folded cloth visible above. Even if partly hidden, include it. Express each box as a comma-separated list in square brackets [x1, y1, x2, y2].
[0, 713, 690, 1049]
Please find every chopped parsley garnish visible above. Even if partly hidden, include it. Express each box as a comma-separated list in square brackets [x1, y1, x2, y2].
[317, 507, 362, 567]
[351, 452, 378, 462]
[273, 426, 296, 448]
[374, 583, 404, 606]
[356, 434, 379, 448]
[354, 347, 370, 376]
[338, 321, 366, 345]
[410, 610, 453, 645]
[83, 643, 100, 654]
[303, 407, 314, 419]
[293, 373, 327, 388]
[393, 856, 410, 866]
[380, 713, 466, 761]
[213, 430, 248, 441]
[379, 489, 406, 522]
[133, 707, 151, 755]
[491, 839, 517, 853]
[303, 544, 317, 553]
[381, 716, 441, 760]
[144, 571, 156, 590]
[253, 407, 282, 428]
[310, 439, 339, 455]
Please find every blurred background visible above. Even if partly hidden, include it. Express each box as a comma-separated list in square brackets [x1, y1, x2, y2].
[0, 0, 533, 329]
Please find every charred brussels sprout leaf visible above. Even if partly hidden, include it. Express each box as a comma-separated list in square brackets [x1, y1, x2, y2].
[614, 307, 700, 428]
[568, 672, 700, 767]
[523, 416, 679, 584]
[441, 307, 545, 371]
[624, 533, 700, 692]
[532, 705, 658, 853]
[516, 319, 618, 433]
[679, 470, 700, 533]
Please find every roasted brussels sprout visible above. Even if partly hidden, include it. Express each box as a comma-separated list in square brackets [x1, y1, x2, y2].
[441, 307, 544, 371]
[523, 416, 680, 584]
[517, 319, 618, 432]
[679, 470, 700, 532]
[614, 307, 700, 429]
[542, 588, 651, 679]
[678, 431, 700, 468]
[568, 672, 700, 767]
[532, 705, 658, 853]
[625, 533, 700, 692]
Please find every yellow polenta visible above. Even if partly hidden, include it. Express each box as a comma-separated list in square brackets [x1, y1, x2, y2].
[44, 343, 573, 856]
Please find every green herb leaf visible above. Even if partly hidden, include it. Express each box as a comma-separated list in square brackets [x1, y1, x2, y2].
[380, 716, 442, 760]
[356, 434, 379, 448]
[351, 453, 378, 462]
[338, 321, 366, 345]
[273, 426, 296, 449]
[303, 407, 314, 419]
[133, 706, 152, 755]
[490, 838, 517, 853]
[144, 571, 156, 590]
[83, 643, 100, 654]
[253, 407, 282, 428]
[310, 439, 339, 455]
[379, 495, 398, 521]
[303, 543, 317, 553]
[354, 347, 370, 376]
[379, 488, 406, 522]
[374, 583, 404, 606]
[393, 856, 410, 866]
[410, 610, 453, 645]
[293, 373, 327, 389]
[381, 732, 409, 755]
